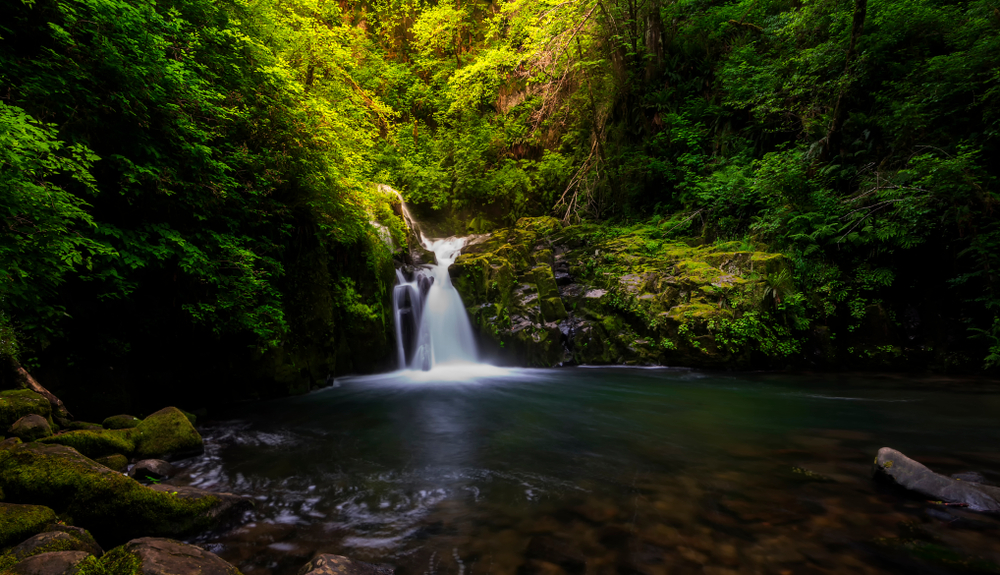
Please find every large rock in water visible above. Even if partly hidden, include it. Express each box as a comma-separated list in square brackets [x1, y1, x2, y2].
[133, 407, 204, 460]
[0, 503, 57, 549]
[297, 554, 394, 575]
[0, 443, 243, 544]
[123, 538, 242, 575]
[873, 447, 1000, 513]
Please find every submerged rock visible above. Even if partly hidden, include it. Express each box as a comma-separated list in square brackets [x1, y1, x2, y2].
[123, 537, 242, 575]
[9, 550, 91, 575]
[0, 443, 241, 544]
[873, 447, 1000, 513]
[297, 554, 394, 575]
[9, 415, 52, 442]
[0, 503, 57, 549]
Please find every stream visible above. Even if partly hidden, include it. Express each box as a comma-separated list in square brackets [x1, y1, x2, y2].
[171, 368, 1000, 575]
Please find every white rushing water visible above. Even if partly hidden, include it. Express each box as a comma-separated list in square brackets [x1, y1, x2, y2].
[389, 187, 493, 375]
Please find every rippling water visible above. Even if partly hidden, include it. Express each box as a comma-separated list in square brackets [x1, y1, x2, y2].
[171, 368, 1000, 575]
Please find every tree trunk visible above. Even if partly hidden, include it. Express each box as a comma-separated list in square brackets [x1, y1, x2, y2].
[2, 356, 72, 419]
[823, 0, 867, 161]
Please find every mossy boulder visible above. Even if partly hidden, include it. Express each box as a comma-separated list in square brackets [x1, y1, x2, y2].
[101, 415, 140, 430]
[9, 530, 101, 561]
[0, 391, 51, 431]
[0, 443, 227, 545]
[93, 454, 128, 473]
[38, 429, 137, 460]
[61, 421, 103, 432]
[0, 503, 57, 550]
[133, 407, 203, 460]
[8, 415, 52, 442]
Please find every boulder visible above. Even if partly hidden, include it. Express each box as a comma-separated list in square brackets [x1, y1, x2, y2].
[2, 437, 23, 450]
[297, 554, 394, 575]
[133, 407, 203, 460]
[123, 537, 241, 575]
[102, 415, 140, 430]
[9, 415, 52, 442]
[129, 460, 175, 482]
[0, 443, 244, 544]
[9, 551, 91, 575]
[60, 422, 102, 432]
[0, 390, 51, 431]
[0, 503, 57, 549]
[43, 525, 103, 557]
[873, 447, 1000, 513]
[147, 485, 252, 529]
[9, 530, 101, 561]
[94, 454, 128, 473]
[38, 429, 137, 459]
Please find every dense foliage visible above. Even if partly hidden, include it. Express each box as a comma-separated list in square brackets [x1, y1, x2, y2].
[1, 0, 998, 407]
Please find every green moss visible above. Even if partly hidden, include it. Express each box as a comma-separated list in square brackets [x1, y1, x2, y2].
[133, 407, 203, 460]
[0, 390, 51, 430]
[94, 454, 128, 473]
[76, 546, 141, 575]
[539, 297, 568, 322]
[0, 444, 219, 545]
[179, 410, 197, 426]
[101, 415, 140, 430]
[38, 429, 137, 459]
[64, 421, 104, 431]
[0, 502, 57, 549]
[515, 216, 562, 235]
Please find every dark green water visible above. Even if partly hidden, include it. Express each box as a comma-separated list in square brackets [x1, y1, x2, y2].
[173, 367, 1000, 575]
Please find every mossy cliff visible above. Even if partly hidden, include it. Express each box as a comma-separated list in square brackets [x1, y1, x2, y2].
[451, 216, 928, 369]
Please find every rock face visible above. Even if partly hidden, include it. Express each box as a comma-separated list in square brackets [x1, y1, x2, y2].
[8, 415, 52, 442]
[10, 550, 91, 575]
[297, 554, 394, 575]
[450, 217, 789, 368]
[0, 390, 52, 431]
[0, 443, 237, 544]
[873, 447, 1000, 513]
[123, 537, 242, 575]
[0, 502, 57, 549]
[133, 407, 204, 460]
[129, 460, 176, 482]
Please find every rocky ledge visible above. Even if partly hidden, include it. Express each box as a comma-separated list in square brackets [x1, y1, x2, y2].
[449, 216, 790, 368]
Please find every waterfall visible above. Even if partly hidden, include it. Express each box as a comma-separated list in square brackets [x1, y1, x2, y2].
[388, 189, 480, 371]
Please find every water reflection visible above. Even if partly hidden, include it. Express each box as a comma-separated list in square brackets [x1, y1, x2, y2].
[173, 368, 1000, 575]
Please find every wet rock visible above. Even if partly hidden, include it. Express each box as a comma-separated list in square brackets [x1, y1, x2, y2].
[951, 471, 992, 485]
[297, 553, 395, 575]
[129, 460, 176, 482]
[9, 415, 53, 442]
[124, 537, 241, 575]
[525, 536, 586, 574]
[873, 447, 1000, 513]
[0, 503, 58, 549]
[0, 390, 51, 431]
[0, 443, 245, 544]
[133, 407, 204, 460]
[147, 484, 253, 529]
[102, 414, 141, 430]
[1, 437, 22, 450]
[9, 551, 91, 575]
[94, 454, 128, 473]
[10, 530, 102, 561]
